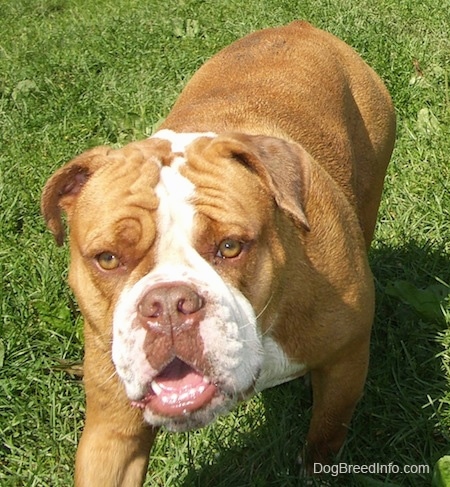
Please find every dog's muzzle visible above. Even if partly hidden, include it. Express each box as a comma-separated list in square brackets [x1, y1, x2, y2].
[131, 283, 218, 416]
[111, 266, 264, 429]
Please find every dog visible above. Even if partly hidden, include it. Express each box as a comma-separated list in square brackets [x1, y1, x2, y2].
[41, 21, 395, 485]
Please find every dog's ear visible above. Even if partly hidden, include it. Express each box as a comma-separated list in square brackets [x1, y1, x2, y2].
[207, 133, 311, 231]
[41, 138, 170, 245]
[41, 146, 112, 246]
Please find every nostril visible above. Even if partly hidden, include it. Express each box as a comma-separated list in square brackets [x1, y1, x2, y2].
[139, 299, 163, 319]
[177, 293, 204, 315]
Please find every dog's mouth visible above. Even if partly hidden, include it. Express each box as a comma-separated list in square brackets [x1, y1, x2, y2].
[131, 358, 218, 417]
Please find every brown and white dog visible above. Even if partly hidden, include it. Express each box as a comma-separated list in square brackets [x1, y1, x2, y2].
[41, 21, 395, 486]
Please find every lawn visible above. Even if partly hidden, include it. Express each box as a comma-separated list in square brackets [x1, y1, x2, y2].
[1, 0, 449, 485]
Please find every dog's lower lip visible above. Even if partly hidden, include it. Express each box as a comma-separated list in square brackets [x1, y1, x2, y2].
[131, 358, 218, 416]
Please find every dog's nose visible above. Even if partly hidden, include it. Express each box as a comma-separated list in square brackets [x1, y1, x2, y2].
[138, 284, 205, 333]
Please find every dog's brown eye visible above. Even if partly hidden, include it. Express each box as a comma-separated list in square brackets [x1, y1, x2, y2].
[96, 252, 120, 270]
[217, 239, 243, 259]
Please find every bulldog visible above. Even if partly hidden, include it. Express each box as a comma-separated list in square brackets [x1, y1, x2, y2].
[41, 21, 395, 486]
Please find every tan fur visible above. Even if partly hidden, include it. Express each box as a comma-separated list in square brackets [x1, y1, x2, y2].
[41, 21, 395, 485]
[162, 21, 395, 246]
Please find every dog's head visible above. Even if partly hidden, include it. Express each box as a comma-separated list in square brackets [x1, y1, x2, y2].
[41, 130, 310, 430]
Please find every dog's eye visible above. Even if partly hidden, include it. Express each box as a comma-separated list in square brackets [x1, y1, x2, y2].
[217, 239, 243, 259]
[96, 252, 120, 270]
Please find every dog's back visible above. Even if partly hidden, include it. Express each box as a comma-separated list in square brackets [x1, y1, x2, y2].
[162, 21, 396, 246]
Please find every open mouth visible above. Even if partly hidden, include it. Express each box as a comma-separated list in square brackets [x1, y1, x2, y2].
[131, 358, 218, 417]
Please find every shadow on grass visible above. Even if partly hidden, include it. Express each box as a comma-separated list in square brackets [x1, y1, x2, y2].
[181, 240, 449, 487]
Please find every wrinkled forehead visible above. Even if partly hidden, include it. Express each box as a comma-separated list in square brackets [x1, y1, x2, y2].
[151, 129, 216, 157]
[153, 129, 271, 227]
[69, 131, 215, 250]
[72, 130, 270, 252]
[74, 132, 205, 215]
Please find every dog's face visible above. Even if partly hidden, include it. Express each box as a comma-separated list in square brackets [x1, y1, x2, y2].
[42, 130, 310, 430]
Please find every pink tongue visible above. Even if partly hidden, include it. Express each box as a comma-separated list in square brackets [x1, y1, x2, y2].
[148, 358, 217, 416]
[154, 358, 206, 392]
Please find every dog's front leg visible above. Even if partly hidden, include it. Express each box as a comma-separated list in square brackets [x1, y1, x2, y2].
[75, 414, 157, 487]
[304, 340, 370, 469]
[74, 335, 158, 487]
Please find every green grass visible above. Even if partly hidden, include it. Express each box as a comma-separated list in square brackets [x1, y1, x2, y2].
[1, 0, 449, 485]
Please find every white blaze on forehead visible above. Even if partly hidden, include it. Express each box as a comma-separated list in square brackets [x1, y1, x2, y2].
[151, 129, 216, 154]
[155, 164, 196, 266]
[150, 129, 217, 266]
